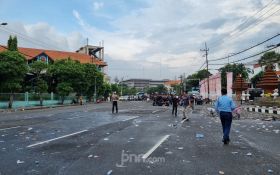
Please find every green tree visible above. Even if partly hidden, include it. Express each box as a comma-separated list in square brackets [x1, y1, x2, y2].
[111, 83, 120, 94]
[219, 63, 251, 88]
[184, 69, 211, 91]
[147, 85, 167, 94]
[29, 61, 49, 106]
[35, 80, 48, 106]
[0, 51, 28, 108]
[250, 71, 264, 88]
[258, 51, 280, 68]
[99, 82, 111, 101]
[57, 82, 73, 104]
[49, 59, 87, 99]
[7, 36, 18, 51]
[83, 64, 104, 102]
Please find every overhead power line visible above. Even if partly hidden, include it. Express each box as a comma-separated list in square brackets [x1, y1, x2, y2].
[209, 33, 280, 62]
[209, 1, 280, 50]
[209, 43, 280, 65]
[0, 27, 65, 50]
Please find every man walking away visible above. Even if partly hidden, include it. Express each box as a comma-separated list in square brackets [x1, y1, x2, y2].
[172, 95, 179, 116]
[112, 92, 119, 113]
[182, 92, 191, 121]
[215, 88, 236, 145]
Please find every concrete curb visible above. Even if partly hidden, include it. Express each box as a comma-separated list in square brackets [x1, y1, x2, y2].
[0, 103, 100, 113]
[245, 106, 280, 115]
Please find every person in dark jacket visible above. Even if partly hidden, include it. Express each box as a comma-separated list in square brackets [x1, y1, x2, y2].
[172, 95, 179, 116]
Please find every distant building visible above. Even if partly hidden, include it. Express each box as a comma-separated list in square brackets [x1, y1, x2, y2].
[121, 79, 169, 90]
[164, 80, 181, 91]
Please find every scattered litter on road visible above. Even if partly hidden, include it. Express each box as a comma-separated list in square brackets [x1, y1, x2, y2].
[182, 160, 191, 163]
[35, 161, 39, 164]
[88, 155, 93, 158]
[178, 147, 184, 150]
[196, 134, 204, 138]
[106, 133, 110, 135]
[231, 152, 238, 154]
[268, 169, 274, 173]
[219, 171, 225, 175]
[104, 138, 109, 141]
[273, 129, 279, 134]
[17, 160, 25, 164]
[28, 128, 33, 131]
[234, 130, 240, 133]
[19, 132, 25, 135]
[107, 170, 113, 175]
[94, 155, 99, 158]
[246, 152, 252, 156]
[165, 151, 173, 155]
[0, 140, 4, 143]
[129, 138, 135, 140]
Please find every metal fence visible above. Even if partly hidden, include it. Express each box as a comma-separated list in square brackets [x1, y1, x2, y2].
[0, 92, 76, 109]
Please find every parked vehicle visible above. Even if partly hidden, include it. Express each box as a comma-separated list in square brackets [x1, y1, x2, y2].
[119, 95, 129, 101]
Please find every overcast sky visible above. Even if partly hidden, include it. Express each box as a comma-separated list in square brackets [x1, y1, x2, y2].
[0, 0, 279, 81]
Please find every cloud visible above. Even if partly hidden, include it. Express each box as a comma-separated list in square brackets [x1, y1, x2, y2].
[1, 0, 279, 80]
[0, 21, 85, 52]
[93, 2, 104, 11]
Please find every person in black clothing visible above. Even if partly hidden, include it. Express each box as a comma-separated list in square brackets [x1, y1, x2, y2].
[172, 95, 179, 116]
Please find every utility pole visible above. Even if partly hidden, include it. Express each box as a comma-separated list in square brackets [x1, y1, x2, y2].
[179, 75, 183, 95]
[200, 42, 210, 100]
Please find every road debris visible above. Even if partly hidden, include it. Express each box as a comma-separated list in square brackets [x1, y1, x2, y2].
[231, 152, 238, 154]
[196, 134, 204, 138]
[107, 170, 113, 175]
[104, 138, 109, 141]
[28, 128, 33, 131]
[246, 153, 252, 156]
[165, 151, 173, 155]
[268, 169, 274, 173]
[88, 155, 93, 158]
[17, 160, 25, 164]
[178, 147, 184, 150]
[219, 171, 225, 174]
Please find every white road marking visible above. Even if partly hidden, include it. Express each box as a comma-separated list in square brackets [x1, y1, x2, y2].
[27, 130, 88, 148]
[0, 126, 21, 131]
[122, 116, 139, 121]
[142, 135, 170, 159]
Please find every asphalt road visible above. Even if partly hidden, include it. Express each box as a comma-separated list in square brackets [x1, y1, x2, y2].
[0, 101, 279, 175]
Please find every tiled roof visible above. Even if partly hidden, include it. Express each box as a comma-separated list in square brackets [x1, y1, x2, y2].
[0, 45, 107, 66]
[164, 80, 181, 86]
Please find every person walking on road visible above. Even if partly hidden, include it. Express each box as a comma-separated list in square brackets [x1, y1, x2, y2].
[172, 95, 179, 116]
[182, 92, 192, 121]
[112, 92, 119, 113]
[215, 88, 236, 145]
